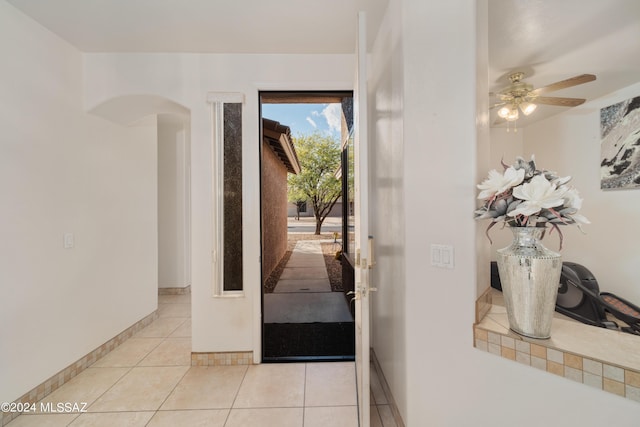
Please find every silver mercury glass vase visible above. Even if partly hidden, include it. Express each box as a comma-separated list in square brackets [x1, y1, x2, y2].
[496, 226, 562, 339]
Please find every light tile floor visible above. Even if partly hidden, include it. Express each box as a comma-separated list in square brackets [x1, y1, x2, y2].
[7, 294, 398, 427]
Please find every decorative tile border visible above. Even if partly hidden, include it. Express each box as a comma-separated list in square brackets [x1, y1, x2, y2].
[191, 351, 253, 366]
[158, 285, 191, 295]
[0, 311, 158, 427]
[474, 325, 640, 404]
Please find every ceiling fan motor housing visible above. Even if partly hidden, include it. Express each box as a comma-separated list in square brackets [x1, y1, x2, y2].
[499, 72, 535, 103]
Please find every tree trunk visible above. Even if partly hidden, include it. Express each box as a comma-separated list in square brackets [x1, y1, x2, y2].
[315, 220, 322, 235]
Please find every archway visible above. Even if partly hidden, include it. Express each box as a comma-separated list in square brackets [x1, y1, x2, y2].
[89, 95, 192, 294]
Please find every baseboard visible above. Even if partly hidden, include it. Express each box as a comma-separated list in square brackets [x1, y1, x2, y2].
[371, 348, 406, 427]
[158, 285, 191, 295]
[1, 310, 157, 427]
[191, 351, 253, 366]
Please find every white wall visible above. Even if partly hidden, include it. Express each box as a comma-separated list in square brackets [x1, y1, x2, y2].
[158, 114, 191, 288]
[369, 0, 408, 418]
[524, 82, 640, 305]
[83, 53, 353, 356]
[0, 3, 158, 403]
[369, 0, 640, 425]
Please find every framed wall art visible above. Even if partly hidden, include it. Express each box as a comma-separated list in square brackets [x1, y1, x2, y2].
[600, 96, 640, 190]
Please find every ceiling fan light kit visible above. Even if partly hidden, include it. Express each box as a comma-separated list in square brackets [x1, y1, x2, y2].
[492, 71, 596, 125]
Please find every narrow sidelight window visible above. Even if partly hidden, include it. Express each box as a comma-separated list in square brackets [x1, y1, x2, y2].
[208, 93, 244, 295]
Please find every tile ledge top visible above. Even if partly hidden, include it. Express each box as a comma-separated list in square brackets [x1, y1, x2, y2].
[477, 304, 640, 372]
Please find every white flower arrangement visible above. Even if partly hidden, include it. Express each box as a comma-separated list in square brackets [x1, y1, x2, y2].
[475, 156, 589, 248]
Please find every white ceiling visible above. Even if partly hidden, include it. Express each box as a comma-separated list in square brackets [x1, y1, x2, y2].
[6, 0, 640, 127]
[488, 0, 640, 127]
[6, 0, 388, 54]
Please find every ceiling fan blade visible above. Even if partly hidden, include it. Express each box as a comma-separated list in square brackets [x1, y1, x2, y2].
[530, 74, 596, 96]
[490, 102, 506, 110]
[535, 96, 586, 107]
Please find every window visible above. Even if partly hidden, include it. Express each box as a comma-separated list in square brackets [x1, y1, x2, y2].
[208, 93, 244, 295]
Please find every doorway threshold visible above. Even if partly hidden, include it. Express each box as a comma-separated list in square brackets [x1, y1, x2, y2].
[263, 355, 355, 363]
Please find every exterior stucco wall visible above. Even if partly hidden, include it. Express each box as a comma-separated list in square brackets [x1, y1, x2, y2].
[261, 142, 289, 280]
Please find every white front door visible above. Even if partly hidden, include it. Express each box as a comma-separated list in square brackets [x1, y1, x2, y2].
[354, 11, 372, 427]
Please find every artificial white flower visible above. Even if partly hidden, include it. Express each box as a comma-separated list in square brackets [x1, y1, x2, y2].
[570, 213, 591, 225]
[553, 175, 572, 186]
[475, 156, 588, 248]
[508, 175, 567, 217]
[562, 187, 583, 210]
[477, 167, 525, 200]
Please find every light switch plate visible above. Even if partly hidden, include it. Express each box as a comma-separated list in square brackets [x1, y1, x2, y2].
[63, 232, 74, 249]
[431, 244, 454, 269]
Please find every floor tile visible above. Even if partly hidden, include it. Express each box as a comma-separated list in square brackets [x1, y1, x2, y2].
[161, 366, 248, 410]
[169, 319, 191, 338]
[158, 294, 191, 304]
[303, 406, 358, 427]
[88, 366, 189, 412]
[158, 303, 191, 318]
[138, 338, 191, 366]
[134, 318, 187, 338]
[370, 366, 388, 405]
[68, 411, 154, 427]
[5, 414, 79, 427]
[147, 409, 228, 427]
[371, 406, 384, 427]
[37, 367, 130, 411]
[4, 293, 366, 427]
[91, 338, 163, 367]
[376, 405, 399, 427]
[233, 364, 305, 408]
[225, 408, 303, 427]
[305, 362, 357, 407]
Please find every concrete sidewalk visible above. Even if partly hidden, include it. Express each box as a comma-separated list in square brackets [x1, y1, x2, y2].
[287, 216, 342, 234]
[264, 240, 352, 323]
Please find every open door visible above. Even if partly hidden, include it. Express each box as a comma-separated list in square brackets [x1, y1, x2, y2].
[353, 11, 373, 427]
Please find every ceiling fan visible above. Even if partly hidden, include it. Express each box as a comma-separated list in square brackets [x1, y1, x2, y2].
[492, 72, 596, 122]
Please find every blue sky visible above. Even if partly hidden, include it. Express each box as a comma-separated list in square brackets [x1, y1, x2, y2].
[262, 103, 342, 139]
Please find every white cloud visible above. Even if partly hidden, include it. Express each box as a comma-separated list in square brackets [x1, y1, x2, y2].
[312, 111, 321, 117]
[306, 117, 317, 128]
[321, 104, 342, 134]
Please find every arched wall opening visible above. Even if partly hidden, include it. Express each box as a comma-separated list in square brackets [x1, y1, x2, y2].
[90, 95, 192, 293]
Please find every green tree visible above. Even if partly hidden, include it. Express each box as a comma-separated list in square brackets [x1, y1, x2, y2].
[288, 132, 342, 235]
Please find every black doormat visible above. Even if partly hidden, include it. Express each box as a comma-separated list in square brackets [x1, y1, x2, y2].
[263, 322, 355, 358]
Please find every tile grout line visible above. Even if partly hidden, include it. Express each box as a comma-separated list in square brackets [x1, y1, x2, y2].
[146, 362, 192, 426]
[132, 335, 171, 369]
[86, 312, 189, 419]
[223, 362, 251, 426]
[83, 365, 134, 415]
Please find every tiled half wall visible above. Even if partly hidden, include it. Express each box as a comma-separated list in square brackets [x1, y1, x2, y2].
[474, 325, 640, 403]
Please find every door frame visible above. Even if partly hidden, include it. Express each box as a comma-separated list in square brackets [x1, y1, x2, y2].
[258, 90, 354, 362]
